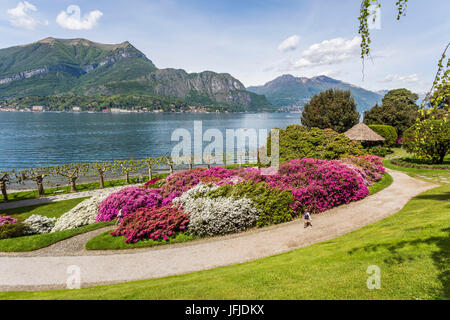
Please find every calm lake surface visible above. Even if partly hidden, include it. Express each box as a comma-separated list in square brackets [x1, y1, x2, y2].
[0, 112, 300, 171]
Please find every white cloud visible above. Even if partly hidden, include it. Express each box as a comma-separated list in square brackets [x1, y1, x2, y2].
[278, 35, 300, 52]
[320, 69, 343, 78]
[56, 5, 103, 30]
[7, 1, 39, 30]
[294, 36, 361, 68]
[379, 74, 420, 84]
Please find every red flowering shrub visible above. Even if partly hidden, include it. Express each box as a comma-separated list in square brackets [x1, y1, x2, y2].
[144, 178, 162, 188]
[111, 206, 189, 243]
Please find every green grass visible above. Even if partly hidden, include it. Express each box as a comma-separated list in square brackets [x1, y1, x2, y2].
[3, 177, 448, 300]
[0, 222, 112, 252]
[384, 160, 450, 184]
[1, 198, 88, 220]
[0, 197, 113, 252]
[86, 231, 196, 250]
[368, 173, 393, 195]
[384, 147, 413, 160]
[0, 174, 168, 204]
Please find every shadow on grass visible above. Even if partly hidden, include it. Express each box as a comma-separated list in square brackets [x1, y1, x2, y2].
[413, 192, 450, 202]
[348, 227, 449, 299]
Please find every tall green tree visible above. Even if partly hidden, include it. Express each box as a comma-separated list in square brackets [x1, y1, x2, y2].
[301, 89, 360, 133]
[363, 89, 419, 136]
[403, 119, 449, 164]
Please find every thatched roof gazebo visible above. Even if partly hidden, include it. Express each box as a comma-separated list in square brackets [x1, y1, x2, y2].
[344, 123, 385, 142]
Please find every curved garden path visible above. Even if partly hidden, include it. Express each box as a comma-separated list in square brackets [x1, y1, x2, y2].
[0, 170, 436, 291]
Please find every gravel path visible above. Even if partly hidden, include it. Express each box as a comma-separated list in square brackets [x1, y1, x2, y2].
[0, 170, 436, 291]
[0, 184, 142, 210]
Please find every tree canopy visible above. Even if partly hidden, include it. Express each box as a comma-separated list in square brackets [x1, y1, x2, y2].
[403, 119, 450, 164]
[301, 89, 360, 133]
[363, 89, 419, 136]
[267, 125, 366, 163]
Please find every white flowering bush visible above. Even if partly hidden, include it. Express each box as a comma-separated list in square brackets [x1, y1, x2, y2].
[52, 190, 117, 232]
[173, 184, 260, 236]
[24, 215, 57, 235]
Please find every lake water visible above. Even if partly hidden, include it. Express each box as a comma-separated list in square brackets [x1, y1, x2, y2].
[0, 112, 300, 171]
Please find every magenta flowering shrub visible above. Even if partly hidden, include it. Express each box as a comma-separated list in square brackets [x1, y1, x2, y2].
[97, 187, 162, 222]
[160, 167, 236, 198]
[111, 206, 189, 243]
[0, 215, 17, 226]
[160, 169, 204, 198]
[201, 167, 234, 179]
[230, 158, 375, 214]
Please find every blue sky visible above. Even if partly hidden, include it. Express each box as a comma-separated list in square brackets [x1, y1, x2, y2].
[0, 0, 449, 93]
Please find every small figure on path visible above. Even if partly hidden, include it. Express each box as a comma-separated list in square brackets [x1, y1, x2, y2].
[304, 211, 312, 228]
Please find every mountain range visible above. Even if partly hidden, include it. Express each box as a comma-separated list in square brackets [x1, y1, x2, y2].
[0, 38, 273, 111]
[247, 74, 384, 113]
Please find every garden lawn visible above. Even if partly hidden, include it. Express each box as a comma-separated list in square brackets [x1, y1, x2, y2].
[86, 232, 195, 250]
[1, 198, 88, 220]
[368, 173, 393, 196]
[0, 198, 112, 252]
[384, 148, 413, 160]
[384, 160, 450, 184]
[2, 181, 448, 300]
[0, 222, 112, 252]
[0, 174, 169, 204]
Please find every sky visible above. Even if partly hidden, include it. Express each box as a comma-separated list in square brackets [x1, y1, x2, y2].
[0, 0, 449, 93]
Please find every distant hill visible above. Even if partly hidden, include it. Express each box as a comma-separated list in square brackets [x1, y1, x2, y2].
[247, 74, 383, 113]
[0, 38, 274, 111]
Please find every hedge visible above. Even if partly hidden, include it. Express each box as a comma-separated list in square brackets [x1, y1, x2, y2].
[368, 125, 398, 146]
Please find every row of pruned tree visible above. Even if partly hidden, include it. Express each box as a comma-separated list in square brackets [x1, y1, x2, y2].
[0, 156, 179, 202]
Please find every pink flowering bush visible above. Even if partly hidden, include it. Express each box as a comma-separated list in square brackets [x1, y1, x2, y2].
[97, 187, 162, 222]
[0, 215, 17, 226]
[201, 167, 235, 179]
[230, 158, 377, 214]
[103, 156, 386, 243]
[160, 167, 236, 198]
[111, 206, 189, 243]
[160, 169, 204, 198]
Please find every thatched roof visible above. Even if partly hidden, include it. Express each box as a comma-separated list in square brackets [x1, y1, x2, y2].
[344, 123, 385, 141]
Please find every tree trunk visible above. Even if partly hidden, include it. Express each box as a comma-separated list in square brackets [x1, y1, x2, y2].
[70, 177, 77, 193]
[148, 167, 153, 180]
[169, 165, 174, 174]
[99, 174, 105, 189]
[36, 176, 45, 197]
[126, 172, 130, 184]
[0, 182, 8, 202]
[189, 163, 193, 170]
